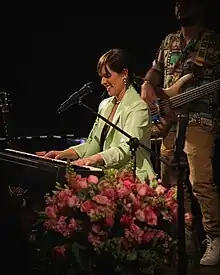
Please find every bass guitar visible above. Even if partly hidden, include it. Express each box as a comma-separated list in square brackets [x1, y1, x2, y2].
[150, 74, 220, 137]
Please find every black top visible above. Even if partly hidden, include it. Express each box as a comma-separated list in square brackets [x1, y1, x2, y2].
[100, 123, 110, 151]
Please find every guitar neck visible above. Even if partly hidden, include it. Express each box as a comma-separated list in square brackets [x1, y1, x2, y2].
[169, 79, 220, 108]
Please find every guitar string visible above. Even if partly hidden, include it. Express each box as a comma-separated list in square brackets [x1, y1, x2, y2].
[151, 82, 220, 116]
[169, 79, 220, 106]
[170, 82, 220, 108]
[152, 80, 220, 113]
[150, 80, 220, 116]
[155, 83, 219, 113]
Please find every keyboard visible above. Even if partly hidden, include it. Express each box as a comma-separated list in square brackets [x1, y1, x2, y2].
[0, 148, 104, 189]
[4, 148, 102, 172]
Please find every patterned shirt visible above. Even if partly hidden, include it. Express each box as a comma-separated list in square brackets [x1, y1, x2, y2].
[152, 28, 220, 125]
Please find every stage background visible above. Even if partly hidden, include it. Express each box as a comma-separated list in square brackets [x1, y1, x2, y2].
[1, 1, 220, 141]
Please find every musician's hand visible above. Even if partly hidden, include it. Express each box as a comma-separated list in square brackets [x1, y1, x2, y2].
[43, 148, 77, 160]
[36, 151, 47, 156]
[141, 80, 157, 105]
[151, 116, 175, 138]
[72, 154, 104, 167]
[43, 150, 62, 159]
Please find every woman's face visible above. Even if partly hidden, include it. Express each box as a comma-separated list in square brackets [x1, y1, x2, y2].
[100, 65, 128, 98]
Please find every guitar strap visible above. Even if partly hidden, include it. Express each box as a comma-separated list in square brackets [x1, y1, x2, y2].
[170, 30, 210, 73]
[194, 32, 210, 67]
[170, 36, 198, 73]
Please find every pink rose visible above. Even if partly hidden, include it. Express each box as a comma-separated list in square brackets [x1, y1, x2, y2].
[102, 188, 116, 199]
[92, 195, 111, 205]
[53, 245, 66, 256]
[144, 206, 158, 226]
[128, 193, 141, 208]
[87, 175, 99, 184]
[67, 195, 80, 208]
[105, 215, 114, 227]
[92, 224, 101, 234]
[78, 178, 88, 189]
[142, 231, 155, 243]
[120, 215, 133, 226]
[123, 179, 134, 189]
[165, 189, 176, 207]
[45, 205, 57, 219]
[88, 233, 101, 247]
[155, 185, 167, 195]
[68, 218, 77, 231]
[117, 185, 131, 198]
[136, 184, 147, 197]
[135, 209, 145, 222]
[125, 224, 144, 243]
[136, 183, 155, 197]
[156, 230, 165, 240]
[81, 200, 95, 213]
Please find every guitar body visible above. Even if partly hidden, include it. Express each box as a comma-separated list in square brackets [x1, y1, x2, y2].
[151, 73, 194, 138]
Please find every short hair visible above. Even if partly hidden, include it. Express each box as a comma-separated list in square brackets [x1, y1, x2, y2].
[97, 48, 134, 80]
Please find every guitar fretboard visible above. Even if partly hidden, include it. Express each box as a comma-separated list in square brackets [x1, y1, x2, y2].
[169, 79, 220, 108]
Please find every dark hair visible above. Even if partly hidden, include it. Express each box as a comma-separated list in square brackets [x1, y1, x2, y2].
[97, 48, 136, 84]
[176, 0, 206, 11]
[175, 0, 207, 26]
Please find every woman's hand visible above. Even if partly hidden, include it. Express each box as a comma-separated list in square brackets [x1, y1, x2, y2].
[72, 154, 104, 167]
[38, 148, 78, 160]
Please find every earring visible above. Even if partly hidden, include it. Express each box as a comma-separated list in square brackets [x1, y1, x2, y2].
[123, 77, 128, 86]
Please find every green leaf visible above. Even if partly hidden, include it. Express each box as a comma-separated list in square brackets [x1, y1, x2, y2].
[126, 250, 137, 261]
[152, 237, 159, 248]
[141, 267, 154, 274]
[77, 189, 89, 200]
[38, 211, 47, 218]
[71, 242, 86, 266]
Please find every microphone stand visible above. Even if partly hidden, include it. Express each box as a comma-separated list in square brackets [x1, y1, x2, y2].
[58, 94, 188, 275]
[171, 112, 189, 275]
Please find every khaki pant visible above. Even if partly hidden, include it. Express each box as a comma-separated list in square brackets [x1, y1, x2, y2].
[160, 122, 220, 236]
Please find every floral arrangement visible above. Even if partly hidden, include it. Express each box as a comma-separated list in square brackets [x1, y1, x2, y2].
[30, 164, 178, 275]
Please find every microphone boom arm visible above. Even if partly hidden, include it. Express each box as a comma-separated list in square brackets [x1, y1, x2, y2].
[57, 82, 93, 114]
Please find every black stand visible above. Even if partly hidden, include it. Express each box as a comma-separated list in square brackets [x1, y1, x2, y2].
[0, 92, 13, 148]
[57, 96, 188, 275]
[171, 113, 189, 275]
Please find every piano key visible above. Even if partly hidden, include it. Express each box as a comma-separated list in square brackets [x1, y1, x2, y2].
[5, 148, 102, 172]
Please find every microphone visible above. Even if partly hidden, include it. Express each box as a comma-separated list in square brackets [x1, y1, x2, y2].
[57, 82, 93, 114]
